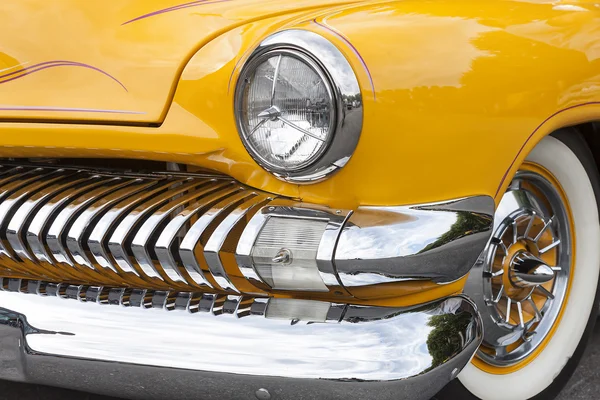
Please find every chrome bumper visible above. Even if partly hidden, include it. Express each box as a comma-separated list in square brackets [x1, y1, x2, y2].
[0, 279, 482, 400]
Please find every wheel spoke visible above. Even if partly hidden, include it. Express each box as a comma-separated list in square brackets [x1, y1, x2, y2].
[534, 216, 554, 243]
[523, 214, 535, 240]
[551, 266, 562, 272]
[535, 285, 555, 299]
[527, 298, 542, 320]
[512, 219, 518, 244]
[498, 240, 509, 256]
[539, 239, 561, 255]
[494, 285, 504, 303]
[505, 297, 512, 323]
[517, 301, 525, 328]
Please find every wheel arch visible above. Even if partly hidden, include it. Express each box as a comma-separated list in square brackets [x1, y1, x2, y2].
[494, 104, 600, 205]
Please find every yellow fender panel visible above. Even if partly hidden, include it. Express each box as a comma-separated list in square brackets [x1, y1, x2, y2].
[0, 0, 597, 211]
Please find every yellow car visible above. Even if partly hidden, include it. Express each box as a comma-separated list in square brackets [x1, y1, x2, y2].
[0, 1, 598, 399]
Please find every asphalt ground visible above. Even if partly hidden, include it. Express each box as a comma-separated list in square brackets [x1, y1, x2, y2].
[2, 322, 600, 400]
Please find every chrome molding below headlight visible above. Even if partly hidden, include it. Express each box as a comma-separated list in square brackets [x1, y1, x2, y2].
[0, 163, 493, 300]
[0, 278, 482, 400]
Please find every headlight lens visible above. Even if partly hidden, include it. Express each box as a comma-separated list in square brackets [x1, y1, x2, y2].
[238, 50, 335, 172]
[235, 30, 363, 183]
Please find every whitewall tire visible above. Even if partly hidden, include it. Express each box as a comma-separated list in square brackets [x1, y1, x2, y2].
[439, 130, 600, 400]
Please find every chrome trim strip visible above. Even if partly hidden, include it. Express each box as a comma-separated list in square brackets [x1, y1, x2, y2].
[0, 279, 481, 400]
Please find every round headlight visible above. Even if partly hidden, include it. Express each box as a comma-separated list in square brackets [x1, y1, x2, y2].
[235, 30, 362, 183]
[238, 50, 335, 171]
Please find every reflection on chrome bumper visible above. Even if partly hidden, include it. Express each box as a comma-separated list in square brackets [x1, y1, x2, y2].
[0, 279, 482, 400]
[334, 196, 494, 297]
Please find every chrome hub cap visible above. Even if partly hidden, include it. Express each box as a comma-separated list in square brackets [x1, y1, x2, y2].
[466, 168, 571, 367]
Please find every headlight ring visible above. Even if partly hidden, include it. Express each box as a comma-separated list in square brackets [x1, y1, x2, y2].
[234, 30, 363, 183]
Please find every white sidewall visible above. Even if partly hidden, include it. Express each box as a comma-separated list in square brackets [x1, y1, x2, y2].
[459, 135, 600, 400]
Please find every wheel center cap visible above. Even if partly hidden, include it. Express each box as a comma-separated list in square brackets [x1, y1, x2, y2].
[502, 242, 555, 301]
[509, 249, 555, 288]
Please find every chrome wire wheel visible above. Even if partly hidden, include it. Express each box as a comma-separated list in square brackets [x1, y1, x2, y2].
[443, 132, 600, 400]
[467, 163, 573, 370]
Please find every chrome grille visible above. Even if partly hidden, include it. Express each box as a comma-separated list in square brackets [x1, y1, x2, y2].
[0, 277, 415, 325]
[0, 165, 271, 293]
[0, 277, 265, 317]
[0, 277, 356, 323]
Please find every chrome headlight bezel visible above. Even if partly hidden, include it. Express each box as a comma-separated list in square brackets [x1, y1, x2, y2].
[234, 30, 363, 183]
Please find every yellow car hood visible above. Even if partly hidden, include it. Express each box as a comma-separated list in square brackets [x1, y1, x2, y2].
[0, 0, 352, 124]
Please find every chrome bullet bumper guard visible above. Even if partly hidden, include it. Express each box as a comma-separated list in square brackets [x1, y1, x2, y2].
[0, 278, 482, 400]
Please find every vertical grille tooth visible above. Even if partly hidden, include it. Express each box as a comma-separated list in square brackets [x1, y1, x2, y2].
[0, 165, 274, 296]
[153, 183, 240, 288]
[107, 179, 204, 278]
[150, 291, 169, 308]
[27, 176, 110, 266]
[6, 173, 88, 263]
[46, 177, 133, 267]
[107, 288, 126, 305]
[0, 169, 69, 273]
[0, 169, 74, 279]
[87, 178, 185, 275]
[204, 195, 270, 292]
[236, 296, 255, 318]
[179, 191, 254, 291]
[84, 286, 103, 303]
[223, 295, 242, 314]
[211, 294, 228, 315]
[128, 289, 146, 307]
[66, 179, 156, 270]
[129, 179, 219, 282]
[173, 292, 191, 310]
[11, 276, 266, 321]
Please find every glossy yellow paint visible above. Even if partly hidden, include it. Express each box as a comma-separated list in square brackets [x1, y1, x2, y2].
[473, 161, 576, 374]
[0, 1, 597, 305]
[0, 0, 597, 211]
[0, 0, 359, 123]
